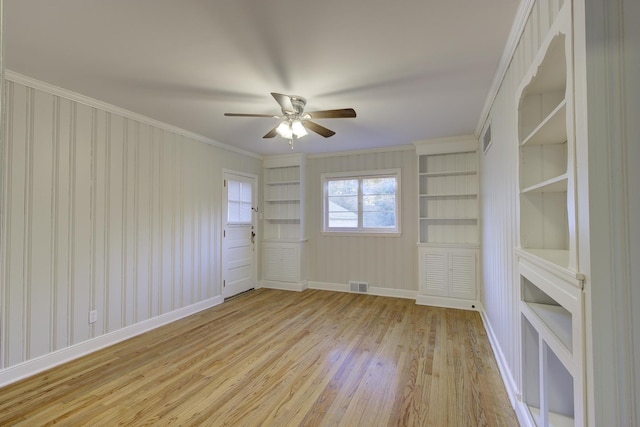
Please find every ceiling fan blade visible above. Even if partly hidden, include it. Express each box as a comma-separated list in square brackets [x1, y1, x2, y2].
[271, 93, 296, 114]
[263, 126, 278, 138]
[307, 108, 356, 119]
[224, 113, 277, 118]
[305, 121, 336, 138]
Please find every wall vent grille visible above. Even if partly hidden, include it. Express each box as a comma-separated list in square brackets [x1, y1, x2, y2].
[349, 281, 369, 293]
[482, 122, 492, 153]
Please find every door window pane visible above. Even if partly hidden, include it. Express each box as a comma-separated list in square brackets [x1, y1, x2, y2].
[228, 179, 252, 224]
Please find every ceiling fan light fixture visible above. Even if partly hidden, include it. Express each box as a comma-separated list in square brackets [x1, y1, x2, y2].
[291, 120, 308, 138]
[224, 92, 356, 144]
[276, 121, 293, 139]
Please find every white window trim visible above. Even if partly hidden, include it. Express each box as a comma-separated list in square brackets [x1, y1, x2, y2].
[321, 168, 401, 237]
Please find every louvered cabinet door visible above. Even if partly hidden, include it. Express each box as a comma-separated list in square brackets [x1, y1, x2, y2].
[418, 247, 477, 300]
[419, 250, 448, 296]
[449, 252, 477, 300]
[262, 242, 301, 283]
[281, 247, 300, 283]
[263, 245, 283, 281]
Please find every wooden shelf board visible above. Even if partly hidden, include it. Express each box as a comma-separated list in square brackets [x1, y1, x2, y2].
[525, 302, 572, 350]
[520, 248, 570, 269]
[521, 100, 567, 146]
[265, 180, 300, 186]
[419, 193, 478, 199]
[521, 174, 568, 193]
[517, 248, 585, 289]
[419, 170, 477, 177]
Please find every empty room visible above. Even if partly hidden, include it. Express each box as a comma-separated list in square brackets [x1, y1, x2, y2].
[0, 0, 637, 426]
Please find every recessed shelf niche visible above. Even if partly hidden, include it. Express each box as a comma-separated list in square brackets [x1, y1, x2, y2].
[417, 148, 479, 245]
[262, 154, 307, 291]
[415, 136, 480, 311]
[520, 272, 578, 427]
[517, 29, 575, 272]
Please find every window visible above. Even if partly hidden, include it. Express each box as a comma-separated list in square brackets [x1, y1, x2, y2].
[322, 169, 400, 235]
[227, 179, 252, 224]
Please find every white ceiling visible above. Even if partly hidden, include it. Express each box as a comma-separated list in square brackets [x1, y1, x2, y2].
[5, 0, 520, 156]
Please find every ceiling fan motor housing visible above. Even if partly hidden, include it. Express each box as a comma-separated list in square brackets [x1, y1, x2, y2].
[287, 96, 307, 116]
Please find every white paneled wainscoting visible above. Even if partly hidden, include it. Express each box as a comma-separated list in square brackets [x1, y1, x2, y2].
[0, 72, 262, 385]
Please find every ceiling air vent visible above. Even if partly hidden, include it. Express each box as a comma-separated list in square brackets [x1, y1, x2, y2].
[349, 281, 369, 293]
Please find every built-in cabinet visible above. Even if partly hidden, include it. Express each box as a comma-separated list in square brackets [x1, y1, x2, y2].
[262, 154, 307, 291]
[418, 247, 477, 301]
[414, 136, 480, 310]
[516, 4, 585, 426]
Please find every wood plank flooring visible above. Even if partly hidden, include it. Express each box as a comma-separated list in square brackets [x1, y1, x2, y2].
[0, 289, 518, 426]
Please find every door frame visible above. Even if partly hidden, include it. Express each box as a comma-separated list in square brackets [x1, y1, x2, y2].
[221, 169, 259, 298]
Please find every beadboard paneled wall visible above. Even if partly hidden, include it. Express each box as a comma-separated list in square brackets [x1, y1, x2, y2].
[306, 148, 417, 292]
[479, 0, 565, 399]
[0, 76, 262, 369]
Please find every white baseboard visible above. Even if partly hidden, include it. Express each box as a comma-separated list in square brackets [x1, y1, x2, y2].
[415, 294, 480, 311]
[260, 280, 308, 292]
[0, 296, 223, 388]
[308, 281, 418, 300]
[478, 308, 533, 426]
[514, 402, 536, 427]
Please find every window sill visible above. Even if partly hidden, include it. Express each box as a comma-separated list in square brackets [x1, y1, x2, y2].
[321, 231, 402, 238]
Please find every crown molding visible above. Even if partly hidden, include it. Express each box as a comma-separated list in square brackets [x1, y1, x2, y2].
[475, 0, 536, 137]
[4, 70, 262, 160]
[307, 144, 414, 159]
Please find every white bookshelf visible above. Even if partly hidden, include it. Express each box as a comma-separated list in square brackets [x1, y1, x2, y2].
[416, 139, 479, 246]
[263, 156, 305, 241]
[414, 136, 480, 310]
[519, 258, 583, 427]
[516, 5, 585, 426]
[262, 154, 307, 291]
[517, 6, 577, 273]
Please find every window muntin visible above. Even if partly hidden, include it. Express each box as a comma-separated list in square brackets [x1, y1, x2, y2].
[227, 179, 252, 224]
[323, 169, 400, 234]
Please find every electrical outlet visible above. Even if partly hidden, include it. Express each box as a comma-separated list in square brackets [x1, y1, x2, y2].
[89, 310, 97, 324]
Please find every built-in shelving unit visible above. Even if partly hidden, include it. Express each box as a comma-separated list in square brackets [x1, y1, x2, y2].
[263, 159, 304, 240]
[516, 5, 584, 426]
[416, 138, 479, 245]
[262, 154, 307, 291]
[519, 259, 583, 427]
[414, 136, 480, 310]
[517, 6, 577, 273]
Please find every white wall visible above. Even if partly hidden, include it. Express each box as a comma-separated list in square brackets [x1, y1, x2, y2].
[578, 0, 640, 423]
[0, 74, 262, 378]
[306, 148, 418, 295]
[479, 0, 565, 407]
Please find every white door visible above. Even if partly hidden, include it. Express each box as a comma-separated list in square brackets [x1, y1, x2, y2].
[222, 171, 257, 299]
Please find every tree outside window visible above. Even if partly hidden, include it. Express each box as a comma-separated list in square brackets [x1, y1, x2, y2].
[323, 169, 400, 234]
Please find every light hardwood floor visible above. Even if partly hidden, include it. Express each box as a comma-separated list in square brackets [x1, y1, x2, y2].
[0, 289, 518, 426]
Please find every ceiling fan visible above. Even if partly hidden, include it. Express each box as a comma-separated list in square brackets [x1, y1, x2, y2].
[224, 93, 356, 147]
